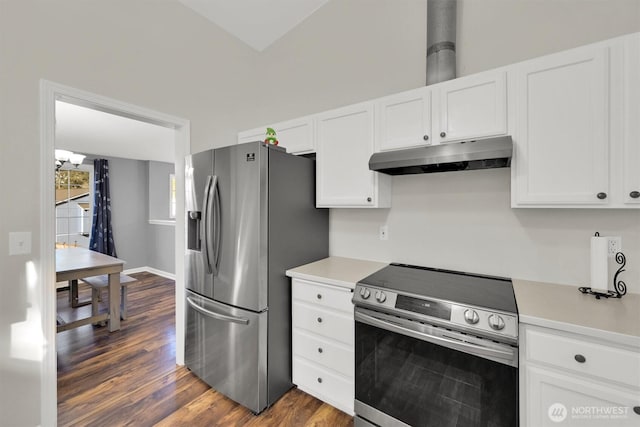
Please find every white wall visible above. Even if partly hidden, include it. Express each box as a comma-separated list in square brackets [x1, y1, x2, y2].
[0, 1, 258, 425]
[1, 1, 639, 425]
[329, 169, 640, 293]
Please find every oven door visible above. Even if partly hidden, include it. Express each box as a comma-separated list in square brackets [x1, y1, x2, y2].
[354, 307, 518, 427]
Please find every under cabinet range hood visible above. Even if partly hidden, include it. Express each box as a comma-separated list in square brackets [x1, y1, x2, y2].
[369, 136, 513, 175]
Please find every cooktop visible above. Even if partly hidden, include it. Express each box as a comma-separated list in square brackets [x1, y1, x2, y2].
[358, 263, 517, 314]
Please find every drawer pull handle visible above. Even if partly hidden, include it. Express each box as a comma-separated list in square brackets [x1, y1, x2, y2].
[574, 354, 586, 363]
[423, 135, 429, 141]
[633, 406, 640, 415]
[630, 191, 640, 199]
[597, 192, 607, 200]
[317, 317, 322, 323]
[317, 377, 323, 383]
[317, 293, 322, 300]
[318, 347, 323, 353]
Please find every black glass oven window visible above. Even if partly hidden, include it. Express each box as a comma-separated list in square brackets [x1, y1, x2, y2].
[395, 295, 452, 320]
[355, 321, 518, 427]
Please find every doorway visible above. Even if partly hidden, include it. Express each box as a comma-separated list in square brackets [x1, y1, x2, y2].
[40, 80, 190, 424]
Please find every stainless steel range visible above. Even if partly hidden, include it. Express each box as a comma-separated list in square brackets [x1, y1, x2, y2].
[353, 263, 519, 427]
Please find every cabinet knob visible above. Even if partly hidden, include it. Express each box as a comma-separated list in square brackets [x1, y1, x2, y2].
[630, 191, 640, 199]
[318, 347, 323, 354]
[633, 406, 640, 415]
[423, 135, 429, 141]
[317, 377, 323, 383]
[574, 354, 586, 363]
[366, 197, 372, 202]
[440, 132, 446, 138]
[596, 192, 607, 200]
[317, 293, 322, 300]
[317, 317, 322, 323]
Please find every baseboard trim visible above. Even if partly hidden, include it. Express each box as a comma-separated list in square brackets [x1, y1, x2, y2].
[123, 266, 176, 280]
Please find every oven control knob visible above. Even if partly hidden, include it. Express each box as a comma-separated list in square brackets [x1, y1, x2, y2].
[359, 287, 371, 299]
[463, 309, 480, 325]
[375, 291, 387, 303]
[488, 314, 505, 331]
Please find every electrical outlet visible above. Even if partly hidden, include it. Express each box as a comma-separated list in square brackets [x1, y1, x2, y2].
[607, 236, 622, 257]
[379, 225, 389, 241]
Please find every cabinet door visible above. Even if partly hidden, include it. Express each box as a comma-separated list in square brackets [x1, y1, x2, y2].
[524, 365, 640, 427]
[237, 127, 265, 145]
[272, 116, 315, 155]
[316, 102, 390, 208]
[434, 70, 507, 144]
[376, 87, 432, 152]
[512, 46, 610, 206]
[237, 117, 315, 154]
[623, 34, 640, 205]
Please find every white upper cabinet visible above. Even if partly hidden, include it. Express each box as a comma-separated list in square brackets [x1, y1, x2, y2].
[316, 102, 391, 208]
[512, 33, 640, 208]
[237, 127, 265, 145]
[375, 87, 432, 152]
[375, 70, 507, 152]
[237, 116, 315, 155]
[511, 44, 611, 206]
[434, 70, 508, 144]
[622, 34, 640, 205]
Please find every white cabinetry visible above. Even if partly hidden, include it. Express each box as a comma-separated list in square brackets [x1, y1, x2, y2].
[375, 87, 432, 152]
[316, 102, 391, 207]
[512, 34, 640, 208]
[237, 116, 315, 155]
[512, 44, 610, 206]
[292, 278, 355, 415]
[520, 325, 640, 426]
[434, 70, 508, 144]
[375, 70, 507, 152]
[622, 33, 640, 205]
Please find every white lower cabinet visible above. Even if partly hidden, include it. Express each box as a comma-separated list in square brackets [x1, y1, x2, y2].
[520, 325, 640, 426]
[292, 278, 355, 415]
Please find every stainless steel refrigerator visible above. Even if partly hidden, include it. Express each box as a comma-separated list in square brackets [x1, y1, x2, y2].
[184, 141, 328, 414]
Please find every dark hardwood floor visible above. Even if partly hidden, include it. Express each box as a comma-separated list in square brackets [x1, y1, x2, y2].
[56, 272, 353, 426]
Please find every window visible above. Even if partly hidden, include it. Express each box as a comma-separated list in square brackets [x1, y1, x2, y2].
[55, 165, 93, 248]
[169, 173, 176, 219]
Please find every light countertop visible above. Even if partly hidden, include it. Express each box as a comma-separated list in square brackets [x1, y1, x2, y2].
[286, 256, 387, 290]
[513, 279, 640, 347]
[286, 257, 640, 347]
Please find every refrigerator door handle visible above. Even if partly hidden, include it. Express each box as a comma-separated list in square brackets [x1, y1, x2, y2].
[202, 175, 217, 275]
[211, 174, 221, 275]
[186, 296, 250, 325]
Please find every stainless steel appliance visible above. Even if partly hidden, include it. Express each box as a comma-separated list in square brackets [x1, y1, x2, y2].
[185, 141, 328, 414]
[368, 136, 513, 175]
[353, 263, 519, 427]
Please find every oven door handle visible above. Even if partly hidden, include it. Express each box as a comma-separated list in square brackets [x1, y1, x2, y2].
[355, 310, 517, 367]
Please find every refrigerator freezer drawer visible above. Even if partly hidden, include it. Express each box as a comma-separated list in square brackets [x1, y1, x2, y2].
[185, 291, 268, 413]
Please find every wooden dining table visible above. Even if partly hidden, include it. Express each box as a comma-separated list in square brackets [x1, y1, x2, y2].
[56, 247, 125, 332]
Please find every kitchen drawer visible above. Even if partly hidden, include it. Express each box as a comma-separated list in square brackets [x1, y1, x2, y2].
[525, 327, 640, 388]
[292, 278, 354, 313]
[293, 356, 354, 415]
[292, 301, 354, 345]
[293, 328, 354, 378]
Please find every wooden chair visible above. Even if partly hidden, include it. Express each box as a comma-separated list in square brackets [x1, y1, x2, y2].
[81, 274, 137, 324]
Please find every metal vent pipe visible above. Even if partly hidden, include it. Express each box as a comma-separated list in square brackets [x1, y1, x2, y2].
[426, 0, 457, 85]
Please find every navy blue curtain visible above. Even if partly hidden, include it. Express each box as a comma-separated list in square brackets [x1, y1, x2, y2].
[89, 159, 117, 257]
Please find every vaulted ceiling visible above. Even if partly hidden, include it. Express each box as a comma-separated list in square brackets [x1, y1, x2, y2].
[178, 0, 330, 51]
[55, 1, 332, 164]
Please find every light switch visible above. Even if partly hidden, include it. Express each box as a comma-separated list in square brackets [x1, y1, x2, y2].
[9, 232, 32, 255]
